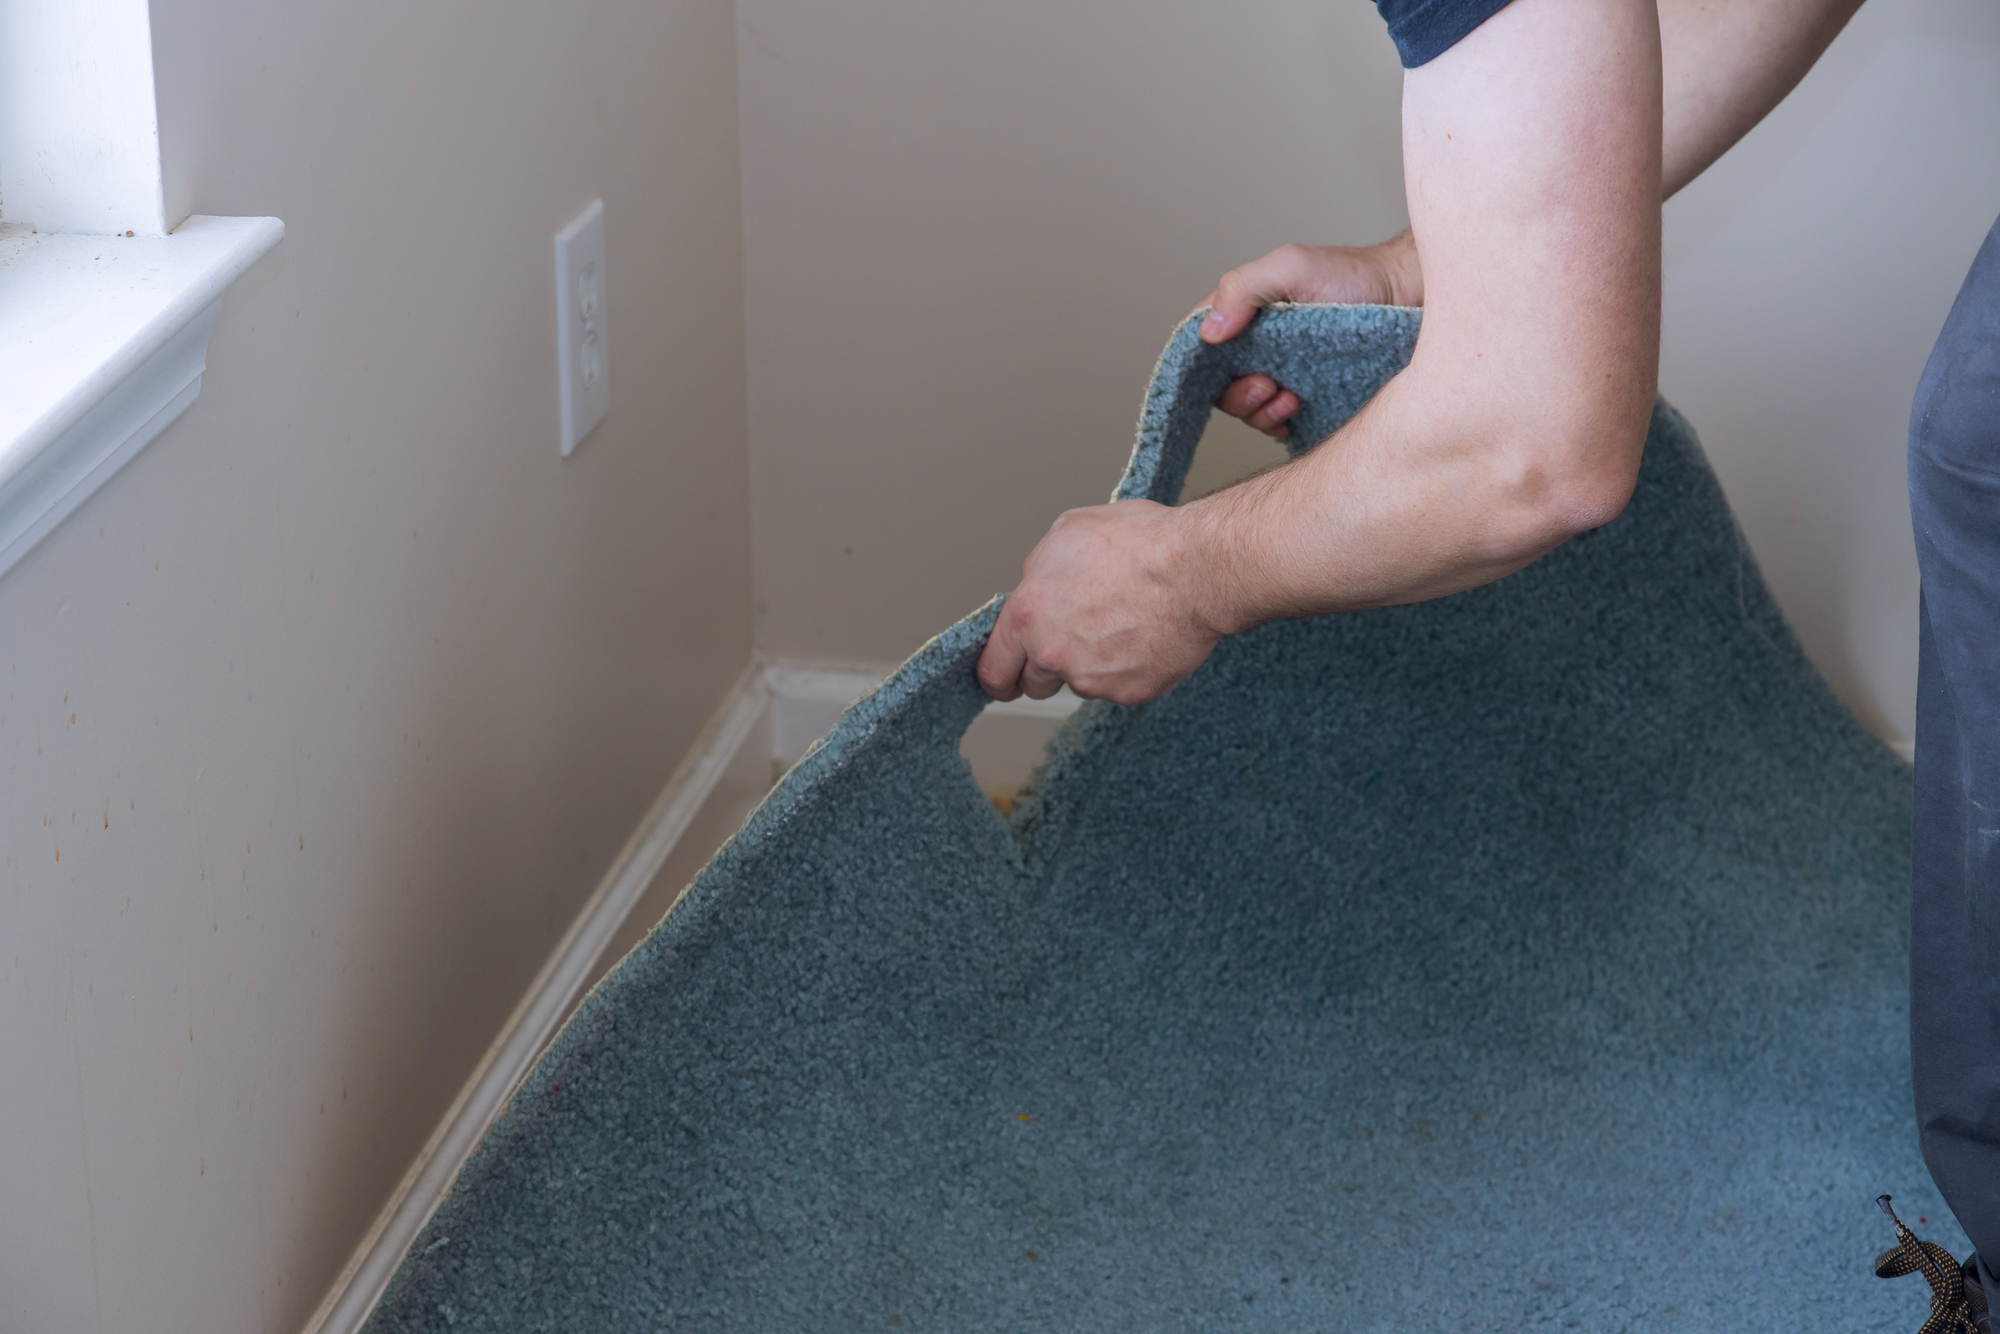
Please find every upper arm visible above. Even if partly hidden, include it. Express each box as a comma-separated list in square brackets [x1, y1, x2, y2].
[1398, 0, 1663, 531]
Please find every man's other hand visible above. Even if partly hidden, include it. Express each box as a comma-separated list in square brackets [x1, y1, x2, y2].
[1195, 235, 1423, 439]
[976, 500, 1225, 706]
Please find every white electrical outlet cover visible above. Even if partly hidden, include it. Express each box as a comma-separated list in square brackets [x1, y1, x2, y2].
[555, 199, 609, 456]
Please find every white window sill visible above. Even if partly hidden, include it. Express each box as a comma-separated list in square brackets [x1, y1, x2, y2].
[0, 214, 284, 578]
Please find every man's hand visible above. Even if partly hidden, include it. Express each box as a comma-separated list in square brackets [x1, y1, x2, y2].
[976, 500, 1225, 706]
[1196, 235, 1424, 439]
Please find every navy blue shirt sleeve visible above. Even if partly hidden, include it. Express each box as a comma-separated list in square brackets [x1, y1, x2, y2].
[1374, 0, 1518, 67]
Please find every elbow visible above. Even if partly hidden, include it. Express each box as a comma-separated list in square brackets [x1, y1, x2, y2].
[1478, 401, 1650, 561]
[1544, 444, 1643, 538]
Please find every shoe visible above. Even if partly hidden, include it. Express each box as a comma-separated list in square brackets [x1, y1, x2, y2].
[1877, 1195, 1985, 1334]
[1965, 1255, 1992, 1334]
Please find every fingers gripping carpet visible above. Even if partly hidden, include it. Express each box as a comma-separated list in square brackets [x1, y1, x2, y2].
[366, 306, 1938, 1332]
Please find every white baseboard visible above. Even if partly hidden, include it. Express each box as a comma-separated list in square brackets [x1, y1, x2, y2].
[301, 661, 772, 1334]
[764, 656, 1081, 791]
[301, 652, 1090, 1334]
[301, 653, 1084, 1334]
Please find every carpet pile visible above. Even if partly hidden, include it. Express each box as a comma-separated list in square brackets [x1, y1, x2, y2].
[366, 305, 1936, 1332]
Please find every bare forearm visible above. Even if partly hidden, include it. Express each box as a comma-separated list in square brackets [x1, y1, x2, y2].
[1180, 353, 1647, 631]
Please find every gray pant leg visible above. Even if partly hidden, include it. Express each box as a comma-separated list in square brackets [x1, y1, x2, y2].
[1910, 211, 2000, 1263]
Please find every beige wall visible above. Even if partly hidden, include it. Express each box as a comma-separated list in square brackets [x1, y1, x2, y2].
[738, 0, 2000, 749]
[735, 0, 1408, 667]
[0, 0, 752, 1330]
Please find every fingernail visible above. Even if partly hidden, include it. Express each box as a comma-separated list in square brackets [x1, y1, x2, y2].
[1200, 312, 1224, 339]
[1242, 382, 1272, 408]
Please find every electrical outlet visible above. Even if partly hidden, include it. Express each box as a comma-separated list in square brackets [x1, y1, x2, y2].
[555, 199, 609, 456]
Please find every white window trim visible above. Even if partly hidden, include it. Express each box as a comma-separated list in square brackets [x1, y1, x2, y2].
[0, 216, 282, 579]
[0, 0, 167, 237]
[0, 0, 282, 580]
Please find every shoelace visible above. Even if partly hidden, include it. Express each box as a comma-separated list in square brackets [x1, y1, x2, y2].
[1878, 1195, 1979, 1334]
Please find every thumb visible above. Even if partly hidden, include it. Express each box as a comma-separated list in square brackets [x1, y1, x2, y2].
[1199, 246, 1311, 344]
[976, 603, 1029, 702]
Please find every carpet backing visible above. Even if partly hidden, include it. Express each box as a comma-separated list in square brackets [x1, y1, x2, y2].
[365, 305, 1938, 1332]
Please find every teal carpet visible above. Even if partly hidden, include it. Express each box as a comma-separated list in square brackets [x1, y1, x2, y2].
[367, 306, 1938, 1332]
